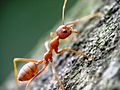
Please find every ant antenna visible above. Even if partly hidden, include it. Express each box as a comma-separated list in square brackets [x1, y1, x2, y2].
[62, 0, 67, 25]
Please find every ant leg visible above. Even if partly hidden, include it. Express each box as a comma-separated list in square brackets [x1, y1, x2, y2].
[64, 47, 95, 59]
[66, 12, 103, 25]
[51, 61, 64, 90]
[55, 47, 95, 59]
[50, 32, 57, 39]
[13, 58, 39, 90]
[55, 47, 64, 54]
[45, 41, 50, 51]
[26, 62, 48, 90]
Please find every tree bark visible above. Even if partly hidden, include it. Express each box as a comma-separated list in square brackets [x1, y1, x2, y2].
[1, 0, 120, 90]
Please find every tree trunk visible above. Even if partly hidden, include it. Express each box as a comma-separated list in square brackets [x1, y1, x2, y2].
[1, 0, 120, 90]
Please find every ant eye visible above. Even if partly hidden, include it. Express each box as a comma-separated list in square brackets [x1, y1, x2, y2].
[63, 30, 67, 33]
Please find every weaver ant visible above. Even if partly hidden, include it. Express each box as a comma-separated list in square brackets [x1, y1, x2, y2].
[13, 0, 103, 90]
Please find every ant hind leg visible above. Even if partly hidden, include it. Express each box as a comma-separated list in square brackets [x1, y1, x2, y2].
[13, 58, 39, 90]
[51, 61, 64, 90]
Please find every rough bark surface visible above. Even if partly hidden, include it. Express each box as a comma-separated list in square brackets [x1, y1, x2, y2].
[1, 0, 120, 90]
[31, 0, 120, 90]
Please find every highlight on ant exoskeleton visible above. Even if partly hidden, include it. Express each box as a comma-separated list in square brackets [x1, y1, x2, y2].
[13, 0, 103, 90]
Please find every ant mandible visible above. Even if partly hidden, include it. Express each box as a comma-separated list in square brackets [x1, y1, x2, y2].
[13, 0, 102, 90]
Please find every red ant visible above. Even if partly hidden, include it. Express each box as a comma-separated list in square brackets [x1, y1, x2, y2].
[13, 0, 103, 90]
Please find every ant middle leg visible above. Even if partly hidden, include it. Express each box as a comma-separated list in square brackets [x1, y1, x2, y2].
[55, 47, 95, 59]
[64, 47, 96, 59]
[55, 47, 65, 54]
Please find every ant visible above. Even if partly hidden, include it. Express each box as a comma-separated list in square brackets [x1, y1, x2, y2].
[13, 0, 103, 90]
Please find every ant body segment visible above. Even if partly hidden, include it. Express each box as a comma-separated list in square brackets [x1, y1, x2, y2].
[13, 0, 103, 90]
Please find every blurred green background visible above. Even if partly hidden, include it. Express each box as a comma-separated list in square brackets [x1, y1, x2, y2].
[0, 0, 77, 85]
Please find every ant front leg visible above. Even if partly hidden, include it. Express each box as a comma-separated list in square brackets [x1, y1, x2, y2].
[66, 12, 103, 25]
[50, 32, 57, 39]
[13, 58, 39, 90]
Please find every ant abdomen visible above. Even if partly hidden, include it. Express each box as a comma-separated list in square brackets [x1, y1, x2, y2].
[18, 62, 38, 81]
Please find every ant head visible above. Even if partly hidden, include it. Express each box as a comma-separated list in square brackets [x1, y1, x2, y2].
[56, 0, 80, 39]
[56, 25, 72, 39]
